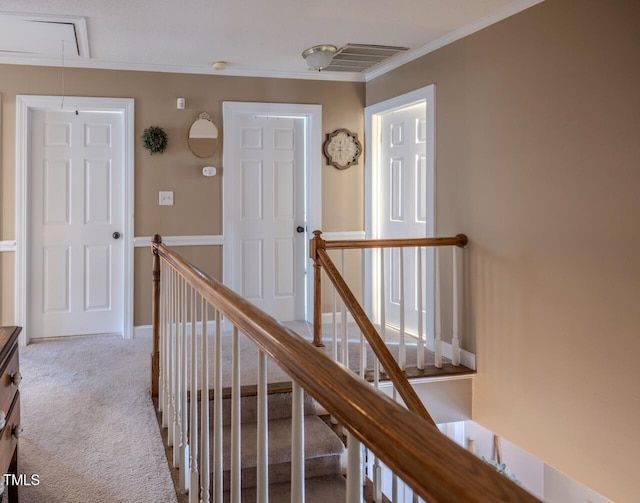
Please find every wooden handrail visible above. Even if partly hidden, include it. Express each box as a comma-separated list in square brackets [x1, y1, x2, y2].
[323, 233, 469, 250]
[151, 239, 539, 503]
[316, 247, 436, 427]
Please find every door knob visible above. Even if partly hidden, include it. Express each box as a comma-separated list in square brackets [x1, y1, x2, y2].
[112, 232, 121, 239]
[296, 226, 305, 233]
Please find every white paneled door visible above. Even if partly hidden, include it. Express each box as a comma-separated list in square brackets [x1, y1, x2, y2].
[29, 109, 125, 338]
[378, 101, 432, 333]
[229, 116, 305, 321]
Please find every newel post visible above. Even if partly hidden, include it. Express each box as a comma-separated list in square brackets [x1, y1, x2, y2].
[151, 234, 162, 397]
[310, 230, 325, 347]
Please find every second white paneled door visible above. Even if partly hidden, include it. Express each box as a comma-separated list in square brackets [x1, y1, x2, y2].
[29, 109, 125, 338]
[228, 115, 306, 321]
[378, 100, 433, 334]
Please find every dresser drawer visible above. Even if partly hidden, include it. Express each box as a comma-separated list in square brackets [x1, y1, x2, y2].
[0, 347, 19, 421]
[0, 393, 19, 477]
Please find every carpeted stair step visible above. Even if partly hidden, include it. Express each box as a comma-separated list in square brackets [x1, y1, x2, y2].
[205, 388, 346, 500]
[225, 474, 346, 503]
[218, 414, 345, 488]
[214, 388, 317, 425]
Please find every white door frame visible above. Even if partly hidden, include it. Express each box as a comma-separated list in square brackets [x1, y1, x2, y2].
[364, 85, 436, 319]
[15, 95, 135, 346]
[222, 101, 322, 323]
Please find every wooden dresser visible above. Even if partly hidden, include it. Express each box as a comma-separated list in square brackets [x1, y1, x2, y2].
[0, 327, 21, 502]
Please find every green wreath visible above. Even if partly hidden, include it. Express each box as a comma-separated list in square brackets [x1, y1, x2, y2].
[142, 126, 168, 154]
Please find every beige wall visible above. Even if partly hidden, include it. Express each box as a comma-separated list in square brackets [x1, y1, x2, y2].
[0, 66, 365, 325]
[368, 0, 640, 501]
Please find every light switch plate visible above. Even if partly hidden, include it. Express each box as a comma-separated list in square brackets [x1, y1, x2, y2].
[159, 191, 174, 206]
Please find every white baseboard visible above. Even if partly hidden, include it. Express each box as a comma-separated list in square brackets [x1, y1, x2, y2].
[133, 325, 152, 338]
[425, 337, 476, 370]
[321, 312, 356, 325]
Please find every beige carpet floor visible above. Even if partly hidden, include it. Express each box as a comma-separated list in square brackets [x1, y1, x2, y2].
[19, 333, 177, 503]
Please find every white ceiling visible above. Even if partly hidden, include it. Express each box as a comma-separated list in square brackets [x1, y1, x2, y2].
[0, 0, 543, 81]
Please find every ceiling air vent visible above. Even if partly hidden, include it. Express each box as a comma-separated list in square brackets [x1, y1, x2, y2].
[324, 43, 409, 73]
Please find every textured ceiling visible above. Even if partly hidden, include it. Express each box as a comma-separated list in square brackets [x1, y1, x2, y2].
[0, 0, 543, 80]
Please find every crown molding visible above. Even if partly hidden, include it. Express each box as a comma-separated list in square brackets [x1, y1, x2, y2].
[0, 55, 366, 82]
[365, 0, 545, 81]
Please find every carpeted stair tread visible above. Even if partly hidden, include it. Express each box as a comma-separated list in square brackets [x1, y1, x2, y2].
[222, 451, 342, 489]
[220, 415, 345, 471]
[216, 390, 317, 425]
[224, 474, 346, 503]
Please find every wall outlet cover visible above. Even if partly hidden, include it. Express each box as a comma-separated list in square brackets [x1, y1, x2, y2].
[159, 191, 174, 205]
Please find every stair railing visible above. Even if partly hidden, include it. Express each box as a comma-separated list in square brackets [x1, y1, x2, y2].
[310, 231, 470, 499]
[150, 234, 539, 503]
[310, 230, 468, 407]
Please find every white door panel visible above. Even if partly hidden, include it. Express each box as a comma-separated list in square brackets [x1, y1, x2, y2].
[30, 109, 125, 338]
[379, 102, 432, 334]
[231, 116, 305, 321]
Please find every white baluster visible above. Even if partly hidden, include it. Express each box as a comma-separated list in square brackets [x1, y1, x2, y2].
[200, 300, 210, 503]
[391, 388, 398, 502]
[360, 250, 367, 376]
[165, 263, 172, 424]
[332, 285, 338, 362]
[346, 433, 362, 503]
[177, 279, 184, 469]
[392, 469, 398, 501]
[330, 279, 339, 424]
[162, 262, 170, 426]
[179, 279, 189, 482]
[373, 457, 382, 503]
[399, 249, 406, 371]
[231, 326, 241, 503]
[182, 282, 191, 491]
[189, 289, 199, 503]
[168, 268, 175, 447]
[452, 246, 460, 366]
[379, 248, 386, 378]
[212, 310, 223, 503]
[341, 250, 348, 368]
[417, 247, 425, 370]
[391, 387, 399, 503]
[359, 329, 366, 377]
[434, 248, 443, 369]
[291, 381, 305, 503]
[257, 350, 269, 503]
[173, 275, 182, 468]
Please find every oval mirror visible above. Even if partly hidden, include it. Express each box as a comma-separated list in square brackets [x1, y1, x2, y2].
[188, 112, 219, 158]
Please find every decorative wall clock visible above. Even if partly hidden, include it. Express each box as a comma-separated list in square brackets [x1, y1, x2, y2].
[323, 128, 362, 170]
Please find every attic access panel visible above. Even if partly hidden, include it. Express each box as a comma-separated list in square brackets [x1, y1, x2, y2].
[0, 13, 89, 59]
[324, 43, 409, 73]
